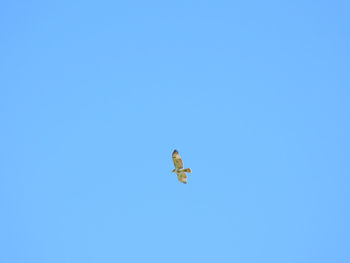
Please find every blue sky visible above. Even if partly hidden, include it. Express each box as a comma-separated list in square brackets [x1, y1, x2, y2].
[1, 1, 349, 262]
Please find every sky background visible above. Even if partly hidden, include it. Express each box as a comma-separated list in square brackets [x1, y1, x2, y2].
[1, 1, 350, 262]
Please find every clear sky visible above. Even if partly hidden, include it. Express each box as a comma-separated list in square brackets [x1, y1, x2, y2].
[1, 1, 349, 262]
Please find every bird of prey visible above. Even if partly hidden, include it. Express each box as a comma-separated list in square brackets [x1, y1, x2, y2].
[172, 150, 192, 184]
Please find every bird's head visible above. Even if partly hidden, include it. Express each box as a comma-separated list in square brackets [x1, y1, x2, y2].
[172, 169, 176, 173]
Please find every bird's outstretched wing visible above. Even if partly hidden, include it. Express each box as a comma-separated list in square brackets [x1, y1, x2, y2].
[172, 150, 184, 169]
[177, 172, 187, 184]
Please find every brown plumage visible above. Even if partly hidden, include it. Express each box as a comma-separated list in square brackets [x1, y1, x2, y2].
[172, 150, 192, 184]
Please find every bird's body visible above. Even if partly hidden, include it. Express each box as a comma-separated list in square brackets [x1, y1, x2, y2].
[173, 168, 187, 173]
[172, 150, 192, 184]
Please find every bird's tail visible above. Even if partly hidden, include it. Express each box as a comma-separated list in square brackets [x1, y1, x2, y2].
[183, 168, 192, 173]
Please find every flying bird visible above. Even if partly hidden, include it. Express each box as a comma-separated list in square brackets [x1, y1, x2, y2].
[172, 150, 192, 184]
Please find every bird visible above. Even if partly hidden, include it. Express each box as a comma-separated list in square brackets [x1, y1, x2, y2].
[172, 150, 192, 184]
